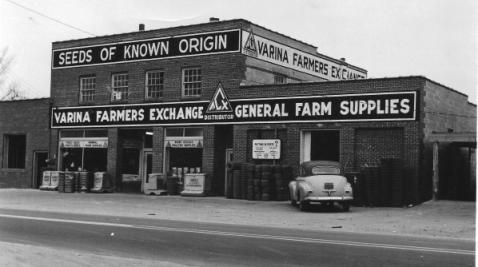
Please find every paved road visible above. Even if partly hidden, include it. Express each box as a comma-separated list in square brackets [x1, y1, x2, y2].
[0, 208, 474, 266]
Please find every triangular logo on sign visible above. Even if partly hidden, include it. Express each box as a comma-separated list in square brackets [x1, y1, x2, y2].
[207, 83, 233, 113]
[243, 30, 257, 57]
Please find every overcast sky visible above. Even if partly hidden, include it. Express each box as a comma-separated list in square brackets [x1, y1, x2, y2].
[0, 0, 476, 102]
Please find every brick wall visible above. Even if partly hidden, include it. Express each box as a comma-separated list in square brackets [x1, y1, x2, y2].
[0, 98, 51, 188]
[231, 77, 424, 202]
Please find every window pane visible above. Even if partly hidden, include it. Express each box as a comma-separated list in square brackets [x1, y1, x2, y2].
[182, 67, 202, 97]
[60, 130, 84, 138]
[79, 76, 96, 102]
[112, 73, 129, 100]
[146, 71, 164, 98]
[165, 128, 183, 136]
[6, 135, 26, 168]
[84, 130, 108, 137]
[184, 128, 203, 136]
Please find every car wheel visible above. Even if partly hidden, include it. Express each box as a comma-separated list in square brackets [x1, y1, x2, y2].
[342, 202, 350, 212]
[299, 200, 309, 211]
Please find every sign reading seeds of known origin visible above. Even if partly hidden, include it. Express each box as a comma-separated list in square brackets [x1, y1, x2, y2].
[52, 30, 241, 68]
[51, 90, 417, 128]
[52, 28, 366, 81]
[253, 139, 281, 159]
[241, 30, 367, 81]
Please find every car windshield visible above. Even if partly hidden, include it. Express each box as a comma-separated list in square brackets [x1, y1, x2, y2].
[311, 166, 340, 175]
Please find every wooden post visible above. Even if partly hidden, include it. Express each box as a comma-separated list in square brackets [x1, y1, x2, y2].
[432, 142, 439, 200]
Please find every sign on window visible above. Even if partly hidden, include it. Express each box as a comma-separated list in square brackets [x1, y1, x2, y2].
[252, 139, 281, 159]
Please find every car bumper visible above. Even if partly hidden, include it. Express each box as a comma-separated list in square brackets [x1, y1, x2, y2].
[304, 196, 353, 202]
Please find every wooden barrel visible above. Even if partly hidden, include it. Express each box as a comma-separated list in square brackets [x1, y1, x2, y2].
[57, 171, 65, 193]
[232, 169, 241, 199]
[253, 165, 262, 200]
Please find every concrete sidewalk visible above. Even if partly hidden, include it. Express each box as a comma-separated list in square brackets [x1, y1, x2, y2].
[0, 189, 474, 240]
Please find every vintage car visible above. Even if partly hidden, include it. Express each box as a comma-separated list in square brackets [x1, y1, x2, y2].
[289, 161, 353, 211]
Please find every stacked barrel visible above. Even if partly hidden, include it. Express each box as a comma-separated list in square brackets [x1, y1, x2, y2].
[253, 165, 262, 200]
[227, 162, 294, 201]
[352, 158, 408, 207]
[79, 171, 90, 192]
[57, 171, 65, 193]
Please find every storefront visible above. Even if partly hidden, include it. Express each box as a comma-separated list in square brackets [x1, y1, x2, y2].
[1, 18, 473, 205]
[58, 129, 108, 172]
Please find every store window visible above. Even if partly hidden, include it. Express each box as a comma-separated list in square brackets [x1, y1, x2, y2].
[165, 127, 203, 177]
[145, 71, 164, 99]
[182, 67, 202, 97]
[274, 74, 287, 84]
[79, 75, 96, 103]
[111, 73, 129, 101]
[3, 135, 26, 169]
[59, 130, 108, 172]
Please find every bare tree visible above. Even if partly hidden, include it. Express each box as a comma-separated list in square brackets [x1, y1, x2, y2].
[0, 47, 26, 101]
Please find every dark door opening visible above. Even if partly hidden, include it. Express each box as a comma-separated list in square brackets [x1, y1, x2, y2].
[310, 131, 340, 161]
[213, 125, 233, 195]
[33, 151, 48, 188]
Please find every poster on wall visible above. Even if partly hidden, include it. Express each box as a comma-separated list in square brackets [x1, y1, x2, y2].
[252, 139, 281, 159]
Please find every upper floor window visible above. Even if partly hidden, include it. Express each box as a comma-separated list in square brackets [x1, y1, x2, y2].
[145, 71, 164, 99]
[182, 67, 202, 97]
[3, 134, 26, 169]
[79, 75, 96, 103]
[111, 73, 128, 101]
[274, 74, 287, 84]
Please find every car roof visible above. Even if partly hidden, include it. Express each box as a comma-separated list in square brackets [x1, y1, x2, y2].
[301, 161, 341, 169]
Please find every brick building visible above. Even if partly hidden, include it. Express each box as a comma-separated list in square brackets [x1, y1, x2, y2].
[0, 98, 51, 188]
[0, 19, 475, 203]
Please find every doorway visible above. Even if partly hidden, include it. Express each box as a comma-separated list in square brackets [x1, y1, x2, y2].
[141, 150, 153, 190]
[32, 151, 48, 188]
[301, 130, 340, 162]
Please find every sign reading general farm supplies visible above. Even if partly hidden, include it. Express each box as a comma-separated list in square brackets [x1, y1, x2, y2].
[51, 86, 417, 128]
[52, 29, 241, 68]
[252, 139, 281, 159]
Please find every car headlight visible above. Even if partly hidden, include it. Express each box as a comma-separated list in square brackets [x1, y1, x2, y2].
[344, 183, 352, 194]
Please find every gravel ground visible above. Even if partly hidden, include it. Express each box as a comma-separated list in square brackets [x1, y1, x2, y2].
[0, 189, 474, 239]
[0, 189, 474, 266]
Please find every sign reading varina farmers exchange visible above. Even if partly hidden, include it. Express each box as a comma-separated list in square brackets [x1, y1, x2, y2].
[241, 31, 367, 81]
[51, 85, 417, 128]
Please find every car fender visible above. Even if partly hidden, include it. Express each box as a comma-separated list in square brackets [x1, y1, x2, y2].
[288, 181, 298, 201]
[297, 181, 312, 201]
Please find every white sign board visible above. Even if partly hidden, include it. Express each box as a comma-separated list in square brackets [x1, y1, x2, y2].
[242, 30, 367, 81]
[60, 137, 108, 148]
[181, 173, 206, 196]
[166, 139, 203, 148]
[252, 139, 281, 159]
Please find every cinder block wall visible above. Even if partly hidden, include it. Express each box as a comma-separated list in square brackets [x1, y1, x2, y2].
[420, 79, 477, 201]
[423, 80, 476, 137]
[0, 98, 51, 188]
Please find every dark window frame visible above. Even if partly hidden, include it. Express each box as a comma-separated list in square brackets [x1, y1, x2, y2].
[181, 67, 202, 98]
[79, 75, 96, 103]
[145, 70, 164, 99]
[3, 134, 27, 169]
